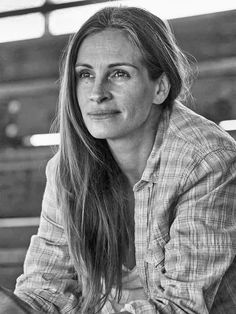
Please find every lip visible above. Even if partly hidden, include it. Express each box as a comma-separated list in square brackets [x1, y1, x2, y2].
[87, 110, 120, 119]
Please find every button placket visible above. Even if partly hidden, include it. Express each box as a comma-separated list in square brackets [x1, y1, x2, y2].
[134, 182, 154, 296]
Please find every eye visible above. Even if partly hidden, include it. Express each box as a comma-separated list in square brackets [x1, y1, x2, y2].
[77, 70, 94, 79]
[110, 70, 130, 79]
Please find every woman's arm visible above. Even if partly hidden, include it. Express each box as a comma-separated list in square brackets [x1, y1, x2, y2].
[122, 147, 236, 313]
[14, 156, 82, 313]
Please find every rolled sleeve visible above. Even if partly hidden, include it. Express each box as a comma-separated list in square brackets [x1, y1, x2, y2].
[14, 155, 82, 313]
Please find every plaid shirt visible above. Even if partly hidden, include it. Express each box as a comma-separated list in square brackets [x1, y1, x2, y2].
[15, 101, 236, 313]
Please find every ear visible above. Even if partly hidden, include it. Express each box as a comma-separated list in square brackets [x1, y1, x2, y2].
[152, 73, 170, 105]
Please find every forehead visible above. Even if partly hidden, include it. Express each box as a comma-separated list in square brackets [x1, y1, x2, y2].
[76, 29, 143, 64]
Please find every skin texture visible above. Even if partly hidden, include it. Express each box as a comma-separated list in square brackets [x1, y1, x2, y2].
[75, 29, 160, 143]
[75, 29, 170, 186]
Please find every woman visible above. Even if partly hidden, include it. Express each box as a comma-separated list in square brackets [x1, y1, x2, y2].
[11, 6, 236, 314]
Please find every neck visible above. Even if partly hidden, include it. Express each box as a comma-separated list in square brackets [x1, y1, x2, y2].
[107, 106, 162, 187]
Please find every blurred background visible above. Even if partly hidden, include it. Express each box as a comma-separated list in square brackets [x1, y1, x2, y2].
[0, 0, 236, 290]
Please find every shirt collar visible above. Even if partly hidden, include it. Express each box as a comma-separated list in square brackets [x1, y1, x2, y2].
[134, 105, 171, 190]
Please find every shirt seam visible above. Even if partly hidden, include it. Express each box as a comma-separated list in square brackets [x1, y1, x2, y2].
[179, 147, 236, 192]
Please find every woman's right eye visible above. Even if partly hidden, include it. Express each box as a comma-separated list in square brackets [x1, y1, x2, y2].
[78, 71, 93, 79]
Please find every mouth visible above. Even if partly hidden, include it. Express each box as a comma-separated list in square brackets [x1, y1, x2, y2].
[87, 110, 120, 120]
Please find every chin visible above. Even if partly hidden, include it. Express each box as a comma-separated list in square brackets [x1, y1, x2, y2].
[89, 130, 110, 139]
[87, 126, 114, 139]
[90, 131, 121, 140]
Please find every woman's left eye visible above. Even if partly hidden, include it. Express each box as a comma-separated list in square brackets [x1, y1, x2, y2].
[110, 70, 130, 79]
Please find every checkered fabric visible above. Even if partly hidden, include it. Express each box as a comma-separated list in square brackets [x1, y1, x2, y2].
[15, 101, 236, 313]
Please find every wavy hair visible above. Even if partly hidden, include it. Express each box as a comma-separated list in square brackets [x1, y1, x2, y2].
[54, 6, 193, 313]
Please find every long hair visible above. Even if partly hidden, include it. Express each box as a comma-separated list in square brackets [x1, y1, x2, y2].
[54, 6, 193, 313]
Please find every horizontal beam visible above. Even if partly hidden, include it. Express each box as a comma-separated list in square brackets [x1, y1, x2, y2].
[0, 217, 40, 228]
[198, 57, 236, 78]
[0, 78, 58, 98]
[0, 0, 118, 18]
[0, 159, 48, 172]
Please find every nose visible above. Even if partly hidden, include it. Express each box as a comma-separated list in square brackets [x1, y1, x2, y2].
[89, 80, 112, 103]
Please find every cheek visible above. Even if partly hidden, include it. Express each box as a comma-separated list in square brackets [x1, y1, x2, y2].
[123, 86, 152, 112]
[76, 86, 89, 111]
[122, 84, 144, 102]
[126, 99, 154, 125]
[132, 83, 151, 101]
[76, 81, 91, 99]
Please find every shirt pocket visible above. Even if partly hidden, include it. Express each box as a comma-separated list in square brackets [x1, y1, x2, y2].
[143, 240, 166, 293]
[145, 240, 165, 271]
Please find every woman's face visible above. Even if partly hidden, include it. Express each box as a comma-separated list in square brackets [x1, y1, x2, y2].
[75, 29, 160, 143]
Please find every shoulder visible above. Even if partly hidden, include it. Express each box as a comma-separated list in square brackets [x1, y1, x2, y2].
[43, 152, 60, 205]
[158, 102, 236, 185]
[167, 101, 236, 157]
[45, 152, 59, 179]
[41, 152, 65, 230]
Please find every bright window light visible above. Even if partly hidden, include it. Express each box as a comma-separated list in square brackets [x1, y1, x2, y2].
[25, 133, 60, 147]
[49, 0, 236, 36]
[0, 217, 40, 228]
[124, 0, 236, 19]
[0, 13, 45, 43]
[0, 0, 45, 12]
[219, 120, 236, 131]
[50, 0, 83, 3]
[0, 0, 235, 42]
[49, 1, 125, 35]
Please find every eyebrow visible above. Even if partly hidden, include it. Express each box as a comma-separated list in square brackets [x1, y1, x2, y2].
[108, 62, 138, 69]
[75, 62, 139, 69]
[75, 63, 92, 69]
